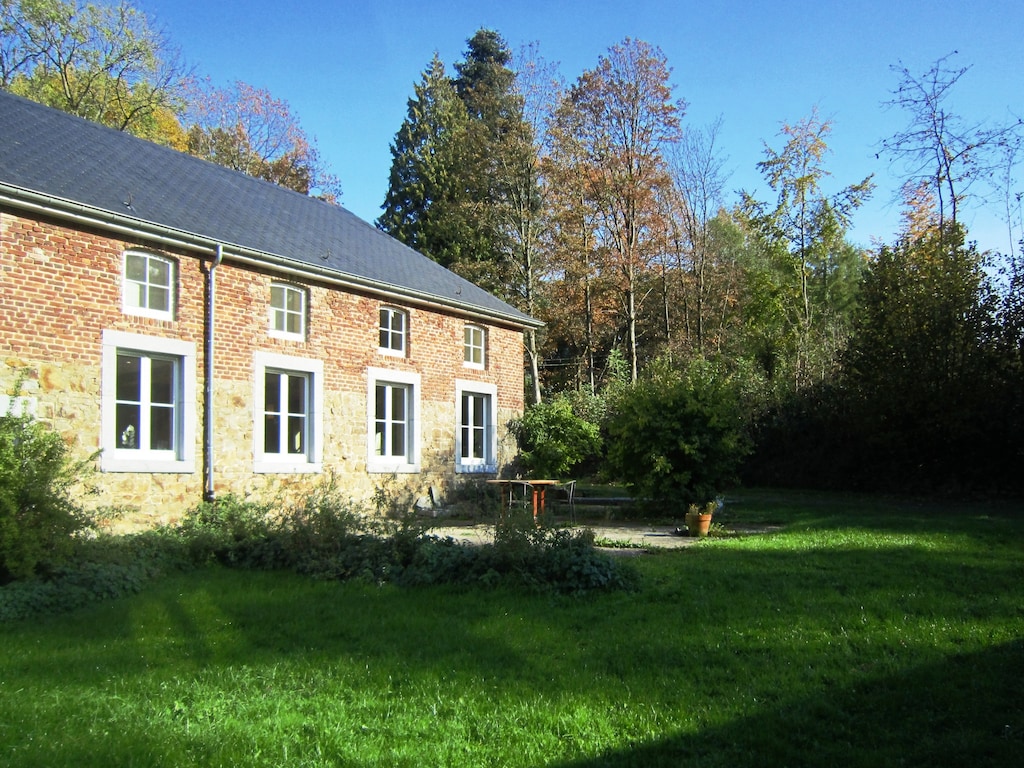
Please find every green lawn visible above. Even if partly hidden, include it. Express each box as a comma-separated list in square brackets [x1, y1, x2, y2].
[2, 490, 1022, 767]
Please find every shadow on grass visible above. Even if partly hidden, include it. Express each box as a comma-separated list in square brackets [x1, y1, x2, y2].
[547, 639, 1024, 768]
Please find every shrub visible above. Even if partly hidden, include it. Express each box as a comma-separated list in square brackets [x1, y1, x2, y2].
[603, 358, 750, 510]
[508, 395, 602, 478]
[0, 410, 93, 583]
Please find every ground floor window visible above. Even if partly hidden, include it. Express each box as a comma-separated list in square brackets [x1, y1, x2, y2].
[455, 380, 497, 474]
[101, 331, 196, 472]
[254, 352, 323, 473]
[367, 367, 420, 473]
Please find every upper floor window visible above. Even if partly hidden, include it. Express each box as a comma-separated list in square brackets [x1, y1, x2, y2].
[464, 324, 486, 368]
[269, 282, 306, 340]
[379, 307, 407, 356]
[123, 251, 175, 321]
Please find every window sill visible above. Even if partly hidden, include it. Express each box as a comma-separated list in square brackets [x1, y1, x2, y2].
[101, 457, 193, 473]
[254, 459, 322, 474]
[456, 463, 497, 475]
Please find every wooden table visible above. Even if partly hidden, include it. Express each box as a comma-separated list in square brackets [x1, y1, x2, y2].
[487, 479, 561, 522]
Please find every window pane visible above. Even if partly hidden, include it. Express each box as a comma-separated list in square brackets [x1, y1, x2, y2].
[473, 427, 484, 458]
[116, 355, 141, 401]
[391, 387, 406, 421]
[148, 285, 170, 312]
[264, 415, 280, 453]
[116, 403, 140, 449]
[126, 254, 146, 282]
[286, 310, 301, 335]
[265, 372, 280, 413]
[375, 384, 386, 420]
[125, 283, 144, 308]
[473, 396, 484, 424]
[391, 424, 405, 457]
[288, 415, 305, 454]
[287, 374, 306, 415]
[150, 404, 174, 450]
[150, 357, 174, 405]
[271, 285, 284, 308]
[148, 258, 170, 285]
[286, 288, 302, 312]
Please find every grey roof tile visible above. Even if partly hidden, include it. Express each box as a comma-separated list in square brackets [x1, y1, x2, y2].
[0, 90, 537, 327]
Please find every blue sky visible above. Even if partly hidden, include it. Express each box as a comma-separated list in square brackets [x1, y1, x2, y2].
[139, 0, 1022, 254]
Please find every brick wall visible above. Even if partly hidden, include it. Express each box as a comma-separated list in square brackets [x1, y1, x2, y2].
[1, 209, 525, 529]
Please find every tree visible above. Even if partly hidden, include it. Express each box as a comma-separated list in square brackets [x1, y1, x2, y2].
[507, 42, 560, 404]
[547, 38, 685, 382]
[1, 0, 188, 144]
[377, 54, 471, 262]
[185, 79, 340, 199]
[666, 117, 731, 356]
[741, 108, 873, 387]
[842, 220, 1004, 490]
[604, 358, 749, 508]
[882, 52, 1023, 243]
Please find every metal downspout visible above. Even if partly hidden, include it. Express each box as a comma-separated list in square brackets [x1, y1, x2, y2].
[203, 244, 223, 502]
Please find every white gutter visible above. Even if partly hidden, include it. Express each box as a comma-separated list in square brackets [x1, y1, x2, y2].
[0, 184, 544, 330]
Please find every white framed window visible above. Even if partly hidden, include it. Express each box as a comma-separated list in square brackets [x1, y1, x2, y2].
[269, 282, 306, 340]
[122, 251, 175, 321]
[367, 367, 420, 473]
[463, 324, 486, 368]
[100, 330, 196, 473]
[455, 380, 497, 473]
[379, 307, 407, 356]
[254, 352, 323, 473]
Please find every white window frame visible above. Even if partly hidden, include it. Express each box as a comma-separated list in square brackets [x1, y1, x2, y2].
[378, 306, 407, 357]
[268, 282, 307, 341]
[463, 324, 486, 369]
[366, 367, 420, 473]
[455, 380, 497, 474]
[254, 352, 323, 473]
[100, 330, 196, 473]
[122, 251, 175, 321]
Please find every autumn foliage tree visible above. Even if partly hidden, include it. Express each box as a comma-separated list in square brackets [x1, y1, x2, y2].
[1, 0, 188, 145]
[547, 38, 684, 382]
[184, 79, 340, 199]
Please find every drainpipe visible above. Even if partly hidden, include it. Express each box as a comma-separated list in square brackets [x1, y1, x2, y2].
[203, 244, 223, 502]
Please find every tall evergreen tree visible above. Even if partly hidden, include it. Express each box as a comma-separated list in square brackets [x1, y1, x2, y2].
[379, 30, 537, 302]
[377, 54, 471, 265]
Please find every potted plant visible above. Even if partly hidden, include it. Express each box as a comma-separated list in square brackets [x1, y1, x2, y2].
[684, 501, 717, 538]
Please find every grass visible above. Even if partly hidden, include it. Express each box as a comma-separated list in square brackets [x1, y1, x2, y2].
[2, 489, 1023, 767]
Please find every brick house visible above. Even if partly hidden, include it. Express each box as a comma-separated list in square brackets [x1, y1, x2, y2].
[0, 91, 540, 528]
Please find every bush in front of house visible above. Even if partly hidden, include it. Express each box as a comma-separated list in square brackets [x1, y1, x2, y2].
[603, 358, 750, 510]
[2, 477, 637, 621]
[508, 395, 602, 478]
[0, 409, 94, 584]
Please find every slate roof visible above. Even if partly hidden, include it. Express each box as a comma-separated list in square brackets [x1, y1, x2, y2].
[0, 90, 538, 328]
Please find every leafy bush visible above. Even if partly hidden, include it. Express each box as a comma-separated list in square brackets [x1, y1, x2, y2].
[0, 410, 93, 583]
[2, 478, 637, 621]
[603, 358, 750, 510]
[508, 395, 602, 478]
[0, 528, 191, 621]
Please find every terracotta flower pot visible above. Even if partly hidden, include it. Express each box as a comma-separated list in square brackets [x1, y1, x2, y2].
[685, 512, 713, 537]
